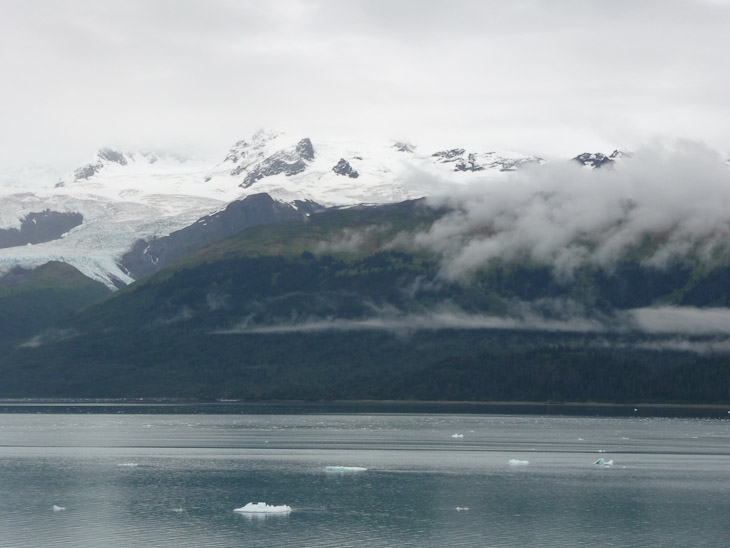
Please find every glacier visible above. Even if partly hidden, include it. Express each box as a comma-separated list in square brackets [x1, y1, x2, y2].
[0, 130, 542, 288]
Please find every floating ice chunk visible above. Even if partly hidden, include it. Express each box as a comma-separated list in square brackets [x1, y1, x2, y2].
[52, 505, 65, 512]
[234, 502, 292, 514]
[172, 508, 184, 513]
[508, 459, 530, 466]
[597, 450, 606, 453]
[456, 507, 469, 511]
[451, 433, 464, 438]
[325, 466, 367, 473]
[593, 458, 614, 467]
[118, 462, 139, 467]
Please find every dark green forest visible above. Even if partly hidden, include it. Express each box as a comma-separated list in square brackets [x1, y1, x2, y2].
[2, 200, 730, 403]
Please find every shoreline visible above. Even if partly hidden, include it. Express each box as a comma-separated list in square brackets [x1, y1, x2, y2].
[0, 398, 728, 417]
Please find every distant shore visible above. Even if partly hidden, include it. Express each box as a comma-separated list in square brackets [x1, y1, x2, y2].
[0, 398, 728, 418]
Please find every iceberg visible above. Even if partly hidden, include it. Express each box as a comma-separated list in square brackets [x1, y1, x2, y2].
[325, 466, 367, 473]
[451, 433, 464, 438]
[233, 502, 292, 514]
[593, 458, 614, 467]
[508, 459, 530, 466]
[52, 505, 65, 512]
[456, 507, 470, 511]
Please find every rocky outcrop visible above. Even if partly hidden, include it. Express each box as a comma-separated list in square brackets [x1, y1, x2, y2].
[432, 149, 466, 162]
[393, 142, 416, 153]
[454, 153, 485, 172]
[573, 152, 614, 168]
[240, 138, 316, 188]
[332, 158, 359, 178]
[433, 148, 542, 172]
[0, 210, 83, 249]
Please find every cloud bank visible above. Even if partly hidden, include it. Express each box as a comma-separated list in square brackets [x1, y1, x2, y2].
[411, 141, 730, 280]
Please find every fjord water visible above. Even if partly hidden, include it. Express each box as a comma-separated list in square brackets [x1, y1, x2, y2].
[1, 406, 729, 547]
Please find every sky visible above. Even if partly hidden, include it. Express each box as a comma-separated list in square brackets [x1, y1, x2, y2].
[2, 0, 730, 169]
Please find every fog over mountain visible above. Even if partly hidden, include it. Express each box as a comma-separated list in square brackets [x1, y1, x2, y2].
[413, 141, 730, 279]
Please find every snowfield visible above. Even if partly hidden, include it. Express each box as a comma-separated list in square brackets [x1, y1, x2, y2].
[0, 131, 541, 288]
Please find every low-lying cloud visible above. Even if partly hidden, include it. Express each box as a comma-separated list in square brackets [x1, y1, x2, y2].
[214, 303, 730, 353]
[410, 141, 730, 280]
[215, 308, 607, 336]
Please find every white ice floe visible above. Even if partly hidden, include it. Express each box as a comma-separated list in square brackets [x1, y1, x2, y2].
[325, 466, 367, 473]
[233, 502, 292, 514]
[451, 433, 464, 438]
[456, 507, 470, 511]
[508, 459, 530, 466]
[594, 458, 614, 467]
[52, 505, 65, 512]
[117, 462, 139, 467]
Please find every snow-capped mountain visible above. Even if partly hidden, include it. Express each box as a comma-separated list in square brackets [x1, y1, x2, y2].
[0, 131, 544, 288]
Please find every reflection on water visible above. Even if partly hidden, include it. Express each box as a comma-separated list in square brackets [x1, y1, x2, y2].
[0, 408, 728, 547]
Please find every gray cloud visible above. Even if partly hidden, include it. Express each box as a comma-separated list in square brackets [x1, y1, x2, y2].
[412, 141, 730, 280]
[2, 1, 730, 168]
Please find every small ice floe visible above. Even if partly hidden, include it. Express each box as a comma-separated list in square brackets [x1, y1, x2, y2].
[593, 458, 614, 467]
[456, 507, 469, 511]
[597, 449, 606, 453]
[117, 462, 139, 467]
[171, 508, 184, 513]
[325, 466, 367, 473]
[52, 505, 66, 512]
[508, 459, 530, 466]
[451, 433, 464, 438]
[233, 502, 291, 514]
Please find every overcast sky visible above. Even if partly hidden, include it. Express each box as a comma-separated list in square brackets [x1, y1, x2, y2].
[2, 0, 730, 168]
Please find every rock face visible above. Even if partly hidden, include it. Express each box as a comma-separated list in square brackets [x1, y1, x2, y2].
[432, 149, 465, 162]
[573, 152, 614, 168]
[71, 148, 129, 181]
[241, 138, 316, 188]
[57, 148, 161, 186]
[454, 153, 485, 172]
[120, 193, 324, 279]
[332, 158, 359, 178]
[0, 210, 83, 249]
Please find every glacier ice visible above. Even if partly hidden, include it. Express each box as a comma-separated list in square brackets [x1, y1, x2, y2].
[233, 502, 292, 514]
[325, 466, 367, 473]
[508, 459, 530, 466]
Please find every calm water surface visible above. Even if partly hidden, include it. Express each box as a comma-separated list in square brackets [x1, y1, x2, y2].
[0, 406, 729, 547]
